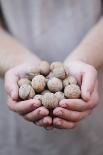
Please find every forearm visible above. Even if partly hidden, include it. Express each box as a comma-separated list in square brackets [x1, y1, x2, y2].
[0, 27, 41, 77]
[65, 17, 103, 69]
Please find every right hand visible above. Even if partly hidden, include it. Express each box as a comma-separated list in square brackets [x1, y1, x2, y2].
[5, 64, 52, 128]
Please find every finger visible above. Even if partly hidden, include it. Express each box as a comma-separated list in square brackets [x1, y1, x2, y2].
[5, 71, 19, 100]
[8, 97, 42, 114]
[81, 68, 97, 101]
[23, 107, 49, 122]
[35, 116, 53, 127]
[53, 118, 77, 129]
[59, 96, 98, 112]
[53, 107, 91, 122]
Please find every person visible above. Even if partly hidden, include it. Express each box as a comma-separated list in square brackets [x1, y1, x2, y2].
[0, 0, 103, 154]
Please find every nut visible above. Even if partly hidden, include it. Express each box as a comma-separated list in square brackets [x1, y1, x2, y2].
[63, 76, 77, 87]
[31, 75, 46, 93]
[64, 84, 81, 99]
[55, 92, 64, 102]
[40, 61, 50, 75]
[41, 90, 51, 95]
[52, 66, 66, 80]
[18, 78, 31, 87]
[19, 84, 35, 100]
[46, 72, 54, 79]
[50, 61, 63, 70]
[42, 93, 58, 109]
[47, 77, 63, 93]
[33, 95, 42, 102]
[26, 66, 40, 80]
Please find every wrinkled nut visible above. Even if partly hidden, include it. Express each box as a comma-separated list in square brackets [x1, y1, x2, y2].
[55, 92, 64, 102]
[42, 93, 58, 109]
[40, 61, 50, 76]
[52, 67, 66, 80]
[47, 77, 63, 93]
[64, 84, 81, 99]
[46, 72, 54, 79]
[41, 90, 51, 95]
[19, 84, 35, 100]
[18, 78, 31, 87]
[33, 95, 42, 102]
[32, 75, 46, 93]
[26, 66, 40, 80]
[63, 76, 77, 87]
[50, 61, 63, 71]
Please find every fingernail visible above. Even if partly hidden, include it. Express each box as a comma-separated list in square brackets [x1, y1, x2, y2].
[56, 121, 61, 126]
[39, 110, 48, 115]
[55, 110, 62, 116]
[59, 103, 67, 107]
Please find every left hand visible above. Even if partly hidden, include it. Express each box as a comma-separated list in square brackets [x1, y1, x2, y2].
[53, 60, 99, 129]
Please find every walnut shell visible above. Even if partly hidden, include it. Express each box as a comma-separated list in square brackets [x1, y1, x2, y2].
[41, 90, 51, 95]
[40, 61, 50, 75]
[50, 61, 63, 70]
[52, 66, 66, 80]
[26, 66, 40, 80]
[46, 72, 54, 79]
[47, 77, 63, 93]
[55, 92, 64, 102]
[42, 93, 58, 109]
[63, 76, 77, 87]
[33, 95, 42, 102]
[19, 84, 35, 100]
[64, 84, 81, 99]
[31, 75, 46, 93]
[18, 78, 31, 87]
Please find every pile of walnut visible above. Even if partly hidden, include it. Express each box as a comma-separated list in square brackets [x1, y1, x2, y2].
[18, 61, 81, 109]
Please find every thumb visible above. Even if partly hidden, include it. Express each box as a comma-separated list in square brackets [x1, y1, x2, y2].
[81, 69, 97, 101]
[5, 71, 19, 100]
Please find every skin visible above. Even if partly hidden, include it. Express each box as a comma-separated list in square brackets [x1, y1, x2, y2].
[0, 17, 103, 129]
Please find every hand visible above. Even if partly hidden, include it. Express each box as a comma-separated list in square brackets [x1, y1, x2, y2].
[53, 60, 99, 129]
[5, 64, 51, 127]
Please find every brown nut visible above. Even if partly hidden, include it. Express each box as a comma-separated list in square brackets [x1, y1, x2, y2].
[52, 66, 66, 80]
[42, 93, 58, 109]
[40, 61, 50, 76]
[18, 78, 31, 87]
[19, 84, 35, 100]
[47, 77, 63, 93]
[46, 72, 54, 79]
[33, 95, 42, 103]
[63, 76, 77, 87]
[31, 75, 46, 93]
[55, 92, 64, 102]
[41, 90, 51, 95]
[50, 61, 63, 71]
[26, 66, 40, 80]
[64, 84, 81, 99]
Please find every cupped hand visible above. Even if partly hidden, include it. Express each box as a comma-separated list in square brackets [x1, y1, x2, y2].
[53, 60, 99, 129]
[5, 64, 51, 127]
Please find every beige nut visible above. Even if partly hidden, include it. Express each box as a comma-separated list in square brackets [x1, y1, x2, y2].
[41, 90, 51, 95]
[63, 76, 77, 87]
[19, 84, 35, 100]
[55, 92, 64, 102]
[33, 95, 42, 102]
[47, 77, 63, 93]
[46, 72, 54, 79]
[52, 66, 66, 80]
[26, 66, 40, 80]
[40, 61, 50, 76]
[50, 61, 63, 71]
[31, 75, 46, 93]
[18, 78, 31, 87]
[64, 84, 81, 99]
[42, 93, 58, 109]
